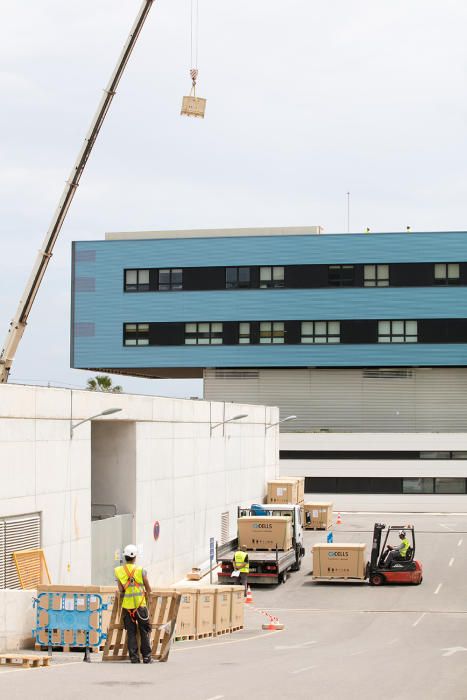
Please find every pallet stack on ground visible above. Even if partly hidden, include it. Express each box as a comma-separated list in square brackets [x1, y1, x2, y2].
[266, 477, 304, 505]
[170, 586, 244, 641]
[302, 502, 333, 530]
[102, 590, 181, 663]
[0, 654, 51, 669]
[35, 585, 115, 653]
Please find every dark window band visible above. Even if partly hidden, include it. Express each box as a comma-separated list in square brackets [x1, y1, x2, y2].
[304, 477, 467, 494]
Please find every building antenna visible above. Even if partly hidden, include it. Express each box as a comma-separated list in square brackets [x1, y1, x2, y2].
[346, 192, 350, 233]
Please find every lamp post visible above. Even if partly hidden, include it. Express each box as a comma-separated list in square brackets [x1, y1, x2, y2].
[265, 415, 297, 434]
[210, 413, 248, 437]
[70, 407, 122, 438]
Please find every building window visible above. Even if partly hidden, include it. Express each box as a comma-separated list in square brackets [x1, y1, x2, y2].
[125, 269, 150, 292]
[124, 323, 149, 345]
[328, 265, 355, 286]
[260, 266, 284, 289]
[378, 320, 417, 343]
[435, 478, 466, 494]
[185, 322, 223, 345]
[158, 268, 183, 291]
[301, 321, 340, 344]
[420, 451, 450, 459]
[434, 263, 460, 285]
[364, 264, 389, 287]
[260, 321, 284, 343]
[403, 478, 434, 494]
[226, 267, 251, 289]
[239, 322, 251, 344]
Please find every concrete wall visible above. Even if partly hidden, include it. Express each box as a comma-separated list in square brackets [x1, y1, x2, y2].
[0, 384, 278, 592]
[92, 422, 136, 517]
[280, 432, 467, 512]
[0, 590, 36, 651]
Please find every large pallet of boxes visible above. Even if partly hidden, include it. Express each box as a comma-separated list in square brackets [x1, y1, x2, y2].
[267, 477, 304, 505]
[312, 543, 368, 580]
[35, 585, 116, 652]
[237, 516, 292, 551]
[302, 502, 333, 530]
[171, 586, 244, 641]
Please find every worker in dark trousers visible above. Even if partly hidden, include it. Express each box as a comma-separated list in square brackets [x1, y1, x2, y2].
[383, 530, 410, 568]
[233, 545, 250, 596]
[115, 544, 153, 664]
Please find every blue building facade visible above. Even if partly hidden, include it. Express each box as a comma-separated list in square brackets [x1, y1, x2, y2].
[71, 228, 467, 377]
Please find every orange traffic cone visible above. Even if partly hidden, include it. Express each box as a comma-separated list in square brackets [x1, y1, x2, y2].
[245, 586, 253, 604]
[336, 512, 342, 525]
[262, 615, 285, 631]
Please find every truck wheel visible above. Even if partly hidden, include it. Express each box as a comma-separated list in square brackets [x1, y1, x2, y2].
[281, 571, 288, 584]
[369, 573, 385, 586]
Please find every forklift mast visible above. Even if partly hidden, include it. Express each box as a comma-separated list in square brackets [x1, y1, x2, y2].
[370, 523, 386, 568]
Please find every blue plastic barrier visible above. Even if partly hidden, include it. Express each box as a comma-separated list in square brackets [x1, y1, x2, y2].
[33, 592, 108, 655]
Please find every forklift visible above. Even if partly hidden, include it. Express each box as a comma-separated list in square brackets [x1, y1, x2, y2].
[368, 523, 423, 585]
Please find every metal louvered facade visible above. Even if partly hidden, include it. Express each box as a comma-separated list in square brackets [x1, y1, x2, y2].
[204, 367, 467, 433]
[1, 514, 41, 589]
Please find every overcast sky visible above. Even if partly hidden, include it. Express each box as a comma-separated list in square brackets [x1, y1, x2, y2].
[1, 0, 467, 398]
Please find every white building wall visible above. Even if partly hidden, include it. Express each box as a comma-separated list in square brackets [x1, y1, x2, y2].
[280, 432, 467, 512]
[0, 385, 278, 593]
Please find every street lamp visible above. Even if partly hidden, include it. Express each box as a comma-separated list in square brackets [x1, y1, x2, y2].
[210, 413, 248, 436]
[265, 415, 297, 433]
[70, 407, 122, 438]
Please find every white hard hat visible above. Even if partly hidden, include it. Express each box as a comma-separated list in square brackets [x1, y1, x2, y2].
[399, 530, 406, 537]
[123, 544, 137, 558]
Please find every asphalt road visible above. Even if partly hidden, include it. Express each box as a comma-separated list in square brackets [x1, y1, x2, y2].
[2, 513, 467, 700]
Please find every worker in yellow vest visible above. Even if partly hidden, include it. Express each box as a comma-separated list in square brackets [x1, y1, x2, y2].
[233, 545, 250, 596]
[115, 544, 152, 664]
[384, 530, 411, 568]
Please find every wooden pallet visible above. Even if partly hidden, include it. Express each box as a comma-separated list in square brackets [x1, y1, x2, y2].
[0, 654, 50, 669]
[195, 631, 214, 640]
[214, 628, 231, 637]
[303, 525, 328, 531]
[34, 644, 102, 654]
[102, 591, 180, 663]
[175, 634, 196, 642]
[230, 625, 244, 633]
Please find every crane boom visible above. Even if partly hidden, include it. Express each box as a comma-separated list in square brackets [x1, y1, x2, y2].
[0, 0, 156, 383]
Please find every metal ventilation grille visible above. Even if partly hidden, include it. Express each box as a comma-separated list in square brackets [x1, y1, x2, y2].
[4, 514, 41, 589]
[221, 512, 230, 545]
[363, 369, 414, 379]
[0, 521, 5, 589]
[214, 370, 259, 379]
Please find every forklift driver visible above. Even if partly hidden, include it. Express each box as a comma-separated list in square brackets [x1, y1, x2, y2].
[383, 530, 411, 568]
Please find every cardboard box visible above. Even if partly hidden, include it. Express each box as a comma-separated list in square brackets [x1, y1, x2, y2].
[267, 480, 299, 504]
[312, 543, 367, 580]
[196, 588, 215, 636]
[238, 516, 293, 551]
[229, 586, 245, 629]
[279, 476, 305, 503]
[214, 587, 232, 634]
[170, 589, 197, 638]
[303, 502, 333, 530]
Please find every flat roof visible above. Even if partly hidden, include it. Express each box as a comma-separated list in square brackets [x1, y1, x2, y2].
[105, 226, 324, 241]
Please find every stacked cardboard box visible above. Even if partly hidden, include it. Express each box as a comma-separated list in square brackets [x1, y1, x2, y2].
[238, 516, 292, 551]
[302, 502, 333, 530]
[312, 543, 367, 580]
[267, 479, 299, 504]
[278, 476, 305, 503]
[171, 586, 244, 640]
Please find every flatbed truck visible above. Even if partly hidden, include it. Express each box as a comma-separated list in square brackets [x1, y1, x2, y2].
[217, 504, 305, 586]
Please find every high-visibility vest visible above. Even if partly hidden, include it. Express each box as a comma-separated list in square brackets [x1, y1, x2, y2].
[115, 564, 146, 610]
[234, 551, 249, 574]
[400, 538, 410, 558]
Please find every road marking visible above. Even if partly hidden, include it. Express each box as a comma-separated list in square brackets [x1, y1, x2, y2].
[434, 583, 443, 595]
[449, 558, 455, 567]
[441, 647, 467, 657]
[0, 660, 79, 677]
[413, 613, 426, 627]
[458, 539, 463, 547]
[275, 641, 316, 651]
[205, 696, 224, 700]
[290, 665, 317, 675]
[174, 629, 281, 652]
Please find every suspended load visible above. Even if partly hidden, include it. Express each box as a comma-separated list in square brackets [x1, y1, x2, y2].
[181, 0, 206, 119]
[181, 68, 206, 119]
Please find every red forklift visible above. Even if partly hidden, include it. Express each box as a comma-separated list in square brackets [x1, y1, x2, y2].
[368, 523, 423, 585]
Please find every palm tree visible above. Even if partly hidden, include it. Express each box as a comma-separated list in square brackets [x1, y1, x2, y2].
[86, 375, 123, 393]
